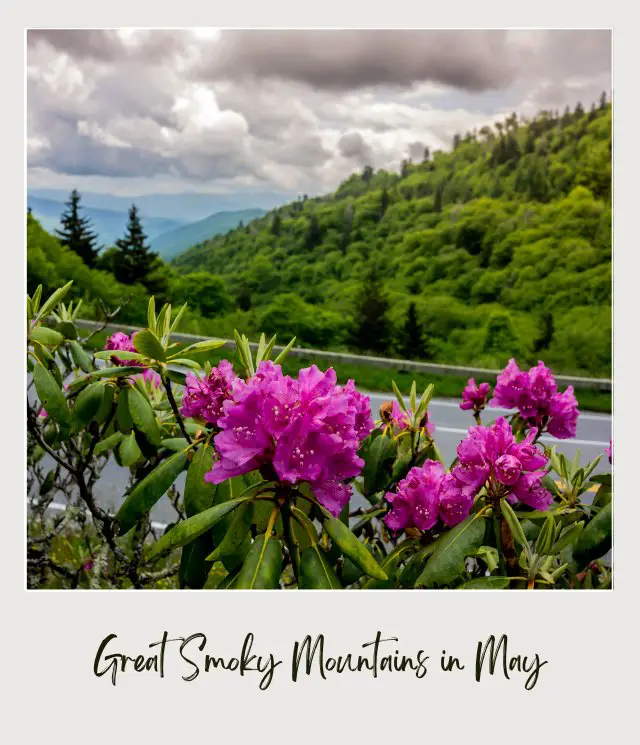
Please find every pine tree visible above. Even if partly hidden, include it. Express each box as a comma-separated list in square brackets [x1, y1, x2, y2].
[305, 213, 322, 249]
[400, 302, 426, 359]
[422, 146, 431, 163]
[55, 189, 99, 267]
[271, 210, 282, 236]
[113, 204, 158, 287]
[349, 263, 392, 354]
[378, 187, 390, 220]
[533, 311, 554, 353]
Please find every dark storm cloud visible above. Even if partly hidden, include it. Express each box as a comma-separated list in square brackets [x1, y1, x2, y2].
[27, 29, 184, 64]
[194, 30, 516, 92]
[338, 132, 374, 166]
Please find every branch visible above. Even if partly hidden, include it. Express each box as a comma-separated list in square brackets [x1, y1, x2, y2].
[161, 373, 192, 443]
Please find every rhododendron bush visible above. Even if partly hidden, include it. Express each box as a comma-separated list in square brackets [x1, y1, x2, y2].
[27, 282, 613, 589]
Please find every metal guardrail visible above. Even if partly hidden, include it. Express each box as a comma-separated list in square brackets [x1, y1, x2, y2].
[74, 319, 612, 392]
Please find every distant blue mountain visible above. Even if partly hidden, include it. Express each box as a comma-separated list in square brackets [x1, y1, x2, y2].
[28, 188, 292, 223]
[27, 195, 186, 249]
[150, 208, 267, 259]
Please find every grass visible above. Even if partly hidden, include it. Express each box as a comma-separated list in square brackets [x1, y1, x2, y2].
[82, 328, 612, 414]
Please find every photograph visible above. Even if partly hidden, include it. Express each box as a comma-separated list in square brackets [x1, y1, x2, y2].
[25, 28, 612, 590]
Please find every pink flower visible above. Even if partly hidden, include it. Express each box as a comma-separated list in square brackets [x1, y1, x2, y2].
[606, 439, 612, 464]
[546, 386, 579, 440]
[452, 417, 551, 510]
[104, 332, 138, 366]
[460, 378, 491, 412]
[180, 360, 236, 427]
[205, 363, 372, 516]
[384, 462, 477, 531]
[135, 368, 161, 388]
[490, 359, 579, 440]
[382, 400, 435, 437]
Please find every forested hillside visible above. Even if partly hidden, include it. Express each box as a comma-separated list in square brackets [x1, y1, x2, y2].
[173, 99, 611, 377]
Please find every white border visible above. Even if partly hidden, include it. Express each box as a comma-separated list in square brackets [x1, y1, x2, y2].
[4, 5, 635, 742]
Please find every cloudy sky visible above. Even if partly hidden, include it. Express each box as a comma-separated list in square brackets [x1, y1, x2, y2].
[27, 29, 612, 200]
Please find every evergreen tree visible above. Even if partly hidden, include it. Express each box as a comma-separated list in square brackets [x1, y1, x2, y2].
[378, 188, 390, 220]
[599, 91, 608, 109]
[349, 263, 392, 354]
[533, 311, 554, 353]
[271, 210, 282, 236]
[362, 165, 374, 184]
[55, 189, 99, 267]
[113, 204, 159, 288]
[400, 302, 426, 359]
[452, 133, 462, 150]
[433, 185, 443, 213]
[422, 146, 431, 163]
[305, 213, 323, 249]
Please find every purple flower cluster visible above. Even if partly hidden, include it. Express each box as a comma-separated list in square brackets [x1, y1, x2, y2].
[454, 417, 552, 510]
[490, 359, 579, 439]
[460, 378, 491, 413]
[135, 368, 162, 388]
[384, 461, 476, 531]
[204, 363, 375, 516]
[104, 332, 138, 366]
[180, 360, 237, 427]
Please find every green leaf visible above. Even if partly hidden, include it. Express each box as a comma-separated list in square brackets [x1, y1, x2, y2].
[69, 341, 93, 373]
[72, 381, 105, 429]
[362, 540, 417, 589]
[184, 444, 216, 517]
[32, 285, 43, 313]
[94, 350, 147, 362]
[361, 433, 397, 497]
[148, 498, 246, 560]
[273, 336, 296, 365]
[132, 329, 166, 361]
[255, 333, 267, 365]
[391, 379, 407, 412]
[169, 338, 227, 359]
[36, 280, 73, 320]
[55, 320, 78, 340]
[299, 545, 342, 589]
[116, 386, 134, 434]
[501, 499, 529, 551]
[235, 533, 283, 589]
[162, 438, 190, 452]
[67, 366, 148, 390]
[534, 515, 556, 556]
[323, 517, 387, 580]
[120, 432, 142, 467]
[415, 514, 487, 588]
[459, 576, 510, 589]
[94, 431, 124, 456]
[551, 521, 585, 554]
[127, 385, 163, 446]
[33, 362, 70, 426]
[169, 303, 188, 336]
[31, 326, 64, 346]
[165, 357, 202, 370]
[206, 502, 253, 562]
[116, 451, 188, 535]
[147, 296, 156, 334]
[574, 502, 612, 566]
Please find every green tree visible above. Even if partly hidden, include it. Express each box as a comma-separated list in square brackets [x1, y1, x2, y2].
[400, 302, 426, 359]
[113, 204, 164, 295]
[173, 272, 232, 317]
[305, 213, 323, 249]
[349, 263, 392, 354]
[55, 189, 99, 267]
[533, 311, 554, 354]
[271, 210, 282, 236]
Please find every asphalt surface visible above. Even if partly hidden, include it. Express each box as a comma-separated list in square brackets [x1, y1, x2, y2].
[33, 391, 612, 527]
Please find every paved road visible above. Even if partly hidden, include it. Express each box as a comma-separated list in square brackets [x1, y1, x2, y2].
[33, 391, 612, 527]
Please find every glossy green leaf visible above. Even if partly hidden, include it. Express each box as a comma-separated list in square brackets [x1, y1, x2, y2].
[67, 366, 147, 390]
[551, 521, 585, 554]
[132, 329, 166, 361]
[36, 280, 73, 320]
[574, 502, 612, 566]
[323, 517, 387, 580]
[147, 498, 246, 560]
[361, 433, 397, 497]
[33, 362, 70, 426]
[116, 386, 134, 434]
[362, 540, 417, 589]
[116, 451, 188, 534]
[127, 385, 162, 446]
[534, 515, 556, 556]
[169, 338, 227, 359]
[235, 533, 283, 589]
[55, 320, 78, 340]
[69, 340, 93, 373]
[162, 437, 190, 452]
[273, 336, 296, 365]
[94, 431, 124, 455]
[501, 499, 529, 550]
[120, 432, 142, 467]
[31, 326, 64, 346]
[94, 350, 147, 362]
[206, 502, 253, 562]
[415, 514, 487, 588]
[184, 444, 216, 517]
[459, 576, 509, 589]
[299, 545, 342, 589]
[71, 381, 105, 429]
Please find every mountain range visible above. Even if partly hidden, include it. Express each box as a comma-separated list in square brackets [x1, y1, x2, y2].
[27, 194, 266, 259]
